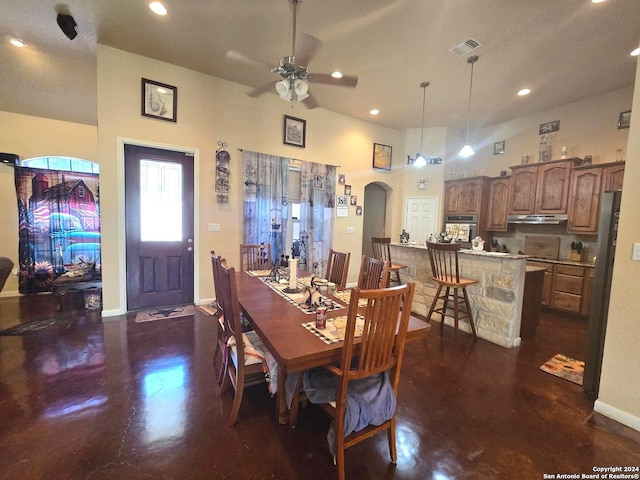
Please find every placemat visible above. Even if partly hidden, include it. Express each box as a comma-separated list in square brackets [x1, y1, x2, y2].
[260, 277, 344, 314]
[302, 315, 365, 344]
[245, 269, 273, 277]
[332, 289, 368, 307]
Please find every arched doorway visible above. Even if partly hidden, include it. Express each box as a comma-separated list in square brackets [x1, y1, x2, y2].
[361, 182, 391, 258]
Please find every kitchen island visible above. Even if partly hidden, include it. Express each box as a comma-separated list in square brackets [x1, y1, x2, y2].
[390, 243, 544, 348]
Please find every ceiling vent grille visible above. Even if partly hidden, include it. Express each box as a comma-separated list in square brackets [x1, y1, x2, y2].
[449, 37, 482, 57]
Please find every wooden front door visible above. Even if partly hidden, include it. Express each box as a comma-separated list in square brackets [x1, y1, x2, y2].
[124, 144, 194, 311]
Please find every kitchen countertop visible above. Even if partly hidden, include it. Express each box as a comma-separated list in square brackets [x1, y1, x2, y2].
[525, 257, 595, 268]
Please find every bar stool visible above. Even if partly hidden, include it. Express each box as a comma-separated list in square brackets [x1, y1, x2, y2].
[370, 237, 406, 286]
[425, 242, 478, 337]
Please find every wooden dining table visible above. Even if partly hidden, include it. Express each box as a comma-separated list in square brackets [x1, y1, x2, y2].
[235, 269, 431, 424]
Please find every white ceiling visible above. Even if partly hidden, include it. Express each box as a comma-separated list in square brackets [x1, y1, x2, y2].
[1, 0, 639, 131]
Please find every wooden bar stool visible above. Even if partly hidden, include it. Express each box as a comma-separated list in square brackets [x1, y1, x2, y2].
[370, 237, 406, 286]
[425, 242, 478, 337]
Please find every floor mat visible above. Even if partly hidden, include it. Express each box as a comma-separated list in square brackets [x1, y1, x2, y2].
[540, 354, 584, 385]
[135, 305, 196, 323]
[0, 318, 57, 336]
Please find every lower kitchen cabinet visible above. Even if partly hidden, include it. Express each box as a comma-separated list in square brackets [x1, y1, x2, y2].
[527, 261, 553, 306]
[527, 261, 594, 315]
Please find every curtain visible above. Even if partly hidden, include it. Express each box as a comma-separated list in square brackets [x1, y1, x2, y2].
[14, 166, 101, 294]
[299, 162, 336, 276]
[242, 151, 289, 263]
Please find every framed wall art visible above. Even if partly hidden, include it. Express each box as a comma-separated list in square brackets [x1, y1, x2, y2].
[373, 143, 392, 170]
[618, 110, 631, 129]
[283, 115, 306, 147]
[539, 120, 560, 135]
[494, 140, 505, 155]
[141, 78, 177, 122]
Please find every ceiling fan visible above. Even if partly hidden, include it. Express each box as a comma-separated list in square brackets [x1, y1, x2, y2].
[226, 0, 358, 109]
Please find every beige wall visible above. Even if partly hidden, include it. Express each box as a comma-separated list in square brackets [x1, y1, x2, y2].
[596, 58, 640, 430]
[96, 45, 404, 313]
[0, 112, 98, 295]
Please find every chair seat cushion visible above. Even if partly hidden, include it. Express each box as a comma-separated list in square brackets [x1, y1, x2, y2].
[227, 330, 278, 395]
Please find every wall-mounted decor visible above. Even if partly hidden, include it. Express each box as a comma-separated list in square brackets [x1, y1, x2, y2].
[283, 115, 306, 147]
[493, 140, 505, 155]
[215, 142, 230, 203]
[355, 206, 363, 216]
[141, 78, 177, 122]
[338, 173, 346, 185]
[373, 143, 392, 170]
[618, 110, 631, 129]
[344, 185, 351, 196]
[539, 120, 560, 135]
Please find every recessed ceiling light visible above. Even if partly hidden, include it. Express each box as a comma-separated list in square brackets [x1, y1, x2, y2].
[631, 47, 640, 57]
[369, 109, 379, 115]
[517, 88, 531, 96]
[592, 0, 606, 3]
[149, 2, 167, 15]
[7, 36, 27, 47]
[331, 71, 343, 79]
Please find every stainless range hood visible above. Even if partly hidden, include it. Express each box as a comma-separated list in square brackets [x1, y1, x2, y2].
[507, 214, 568, 224]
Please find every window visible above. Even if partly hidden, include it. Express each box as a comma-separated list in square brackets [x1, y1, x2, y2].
[21, 156, 99, 174]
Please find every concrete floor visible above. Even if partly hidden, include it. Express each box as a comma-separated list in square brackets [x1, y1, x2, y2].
[0, 292, 639, 479]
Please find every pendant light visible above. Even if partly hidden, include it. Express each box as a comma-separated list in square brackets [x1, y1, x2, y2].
[407, 81, 430, 167]
[459, 55, 479, 158]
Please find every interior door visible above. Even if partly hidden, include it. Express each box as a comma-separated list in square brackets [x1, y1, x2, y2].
[405, 197, 438, 243]
[124, 144, 194, 311]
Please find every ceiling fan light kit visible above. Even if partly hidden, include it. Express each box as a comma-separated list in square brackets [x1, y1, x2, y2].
[226, 0, 357, 108]
[459, 55, 479, 158]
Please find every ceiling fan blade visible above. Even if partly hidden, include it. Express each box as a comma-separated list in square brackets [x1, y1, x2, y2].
[301, 95, 319, 109]
[296, 34, 323, 66]
[248, 82, 276, 98]
[307, 73, 358, 88]
[226, 50, 275, 72]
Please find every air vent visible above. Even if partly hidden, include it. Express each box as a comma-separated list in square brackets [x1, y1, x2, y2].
[449, 37, 482, 57]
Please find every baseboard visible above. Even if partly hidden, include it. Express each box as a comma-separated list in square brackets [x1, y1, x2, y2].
[0, 289, 21, 298]
[594, 399, 640, 433]
[101, 308, 125, 319]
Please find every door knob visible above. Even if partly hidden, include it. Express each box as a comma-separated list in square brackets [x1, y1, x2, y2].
[187, 246, 193, 252]
[187, 238, 193, 244]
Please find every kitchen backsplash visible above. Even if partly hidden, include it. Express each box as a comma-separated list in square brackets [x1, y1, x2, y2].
[487, 223, 597, 262]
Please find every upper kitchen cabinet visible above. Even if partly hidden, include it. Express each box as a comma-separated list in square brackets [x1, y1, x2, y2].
[508, 159, 580, 216]
[444, 177, 489, 215]
[486, 176, 510, 231]
[568, 162, 625, 234]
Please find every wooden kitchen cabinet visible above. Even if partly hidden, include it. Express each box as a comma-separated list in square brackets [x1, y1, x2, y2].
[508, 159, 580, 216]
[444, 177, 488, 215]
[551, 264, 585, 314]
[527, 261, 553, 306]
[486, 177, 510, 231]
[508, 166, 538, 215]
[567, 166, 602, 234]
[602, 162, 625, 192]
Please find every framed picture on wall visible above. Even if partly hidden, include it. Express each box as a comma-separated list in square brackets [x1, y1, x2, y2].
[618, 110, 631, 129]
[141, 78, 177, 122]
[493, 140, 505, 155]
[372, 143, 392, 170]
[283, 115, 306, 147]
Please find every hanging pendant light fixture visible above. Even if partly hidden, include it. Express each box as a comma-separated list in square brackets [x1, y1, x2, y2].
[459, 55, 479, 158]
[407, 81, 430, 167]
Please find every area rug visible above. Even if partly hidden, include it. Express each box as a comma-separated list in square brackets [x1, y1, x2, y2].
[135, 305, 196, 323]
[196, 304, 217, 316]
[540, 354, 585, 385]
[0, 318, 57, 336]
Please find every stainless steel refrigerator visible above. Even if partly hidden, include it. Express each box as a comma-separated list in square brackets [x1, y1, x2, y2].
[583, 190, 622, 399]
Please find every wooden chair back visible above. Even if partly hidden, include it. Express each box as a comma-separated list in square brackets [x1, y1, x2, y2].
[370, 236, 393, 263]
[426, 241, 462, 284]
[323, 282, 416, 479]
[240, 244, 271, 271]
[357, 255, 390, 289]
[210, 250, 224, 313]
[325, 249, 351, 288]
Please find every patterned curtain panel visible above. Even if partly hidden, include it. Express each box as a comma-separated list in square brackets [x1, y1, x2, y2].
[242, 151, 289, 263]
[14, 166, 101, 294]
[299, 161, 336, 275]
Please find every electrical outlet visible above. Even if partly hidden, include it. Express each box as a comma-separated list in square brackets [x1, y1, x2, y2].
[632, 243, 640, 261]
[208, 223, 221, 232]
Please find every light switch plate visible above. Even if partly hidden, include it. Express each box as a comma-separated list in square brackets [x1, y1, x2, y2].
[632, 243, 640, 261]
[208, 223, 221, 232]
[347, 227, 355, 234]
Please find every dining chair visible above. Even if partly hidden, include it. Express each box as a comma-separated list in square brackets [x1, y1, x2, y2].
[291, 282, 416, 480]
[370, 236, 406, 286]
[425, 241, 479, 337]
[216, 256, 275, 425]
[324, 249, 351, 288]
[211, 251, 228, 385]
[357, 255, 390, 290]
[239, 243, 272, 271]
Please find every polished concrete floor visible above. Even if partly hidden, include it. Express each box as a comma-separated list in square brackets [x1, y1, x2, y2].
[1, 292, 639, 480]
